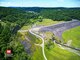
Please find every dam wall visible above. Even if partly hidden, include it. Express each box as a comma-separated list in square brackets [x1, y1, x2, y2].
[39, 20, 80, 39]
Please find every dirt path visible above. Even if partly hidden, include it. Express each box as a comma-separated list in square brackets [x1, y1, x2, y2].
[29, 29, 47, 60]
[54, 40, 80, 56]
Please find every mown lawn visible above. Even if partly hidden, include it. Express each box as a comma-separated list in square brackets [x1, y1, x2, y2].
[45, 43, 80, 60]
[62, 26, 80, 48]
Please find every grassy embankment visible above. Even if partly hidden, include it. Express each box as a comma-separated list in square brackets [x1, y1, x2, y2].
[30, 46, 44, 60]
[20, 19, 63, 30]
[45, 43, 80, 60]
[44, 31, 80, 60]
[62, 26, 80, 48]
[19, 19, 65, 60]
[35, 19, 63, 26]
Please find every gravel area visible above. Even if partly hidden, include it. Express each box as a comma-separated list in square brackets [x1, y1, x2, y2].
[39, 20, 80, 39]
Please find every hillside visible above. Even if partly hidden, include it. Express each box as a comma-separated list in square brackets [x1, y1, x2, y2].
[0, 7, 80, 60]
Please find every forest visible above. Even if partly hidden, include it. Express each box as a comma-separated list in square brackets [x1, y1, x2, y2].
[0, 7, 39, 60]
[15, 7, 80, 21]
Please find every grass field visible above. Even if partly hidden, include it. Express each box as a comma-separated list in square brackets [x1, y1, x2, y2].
[36, 19, 63, 26]
[45, 43, 80, 60]
[44, 30, 80, 60]
[20, 19, 63, 30]
[62, 26, 80, 48]
[31, 46, 44, 60]
[20, 25, 31, 30]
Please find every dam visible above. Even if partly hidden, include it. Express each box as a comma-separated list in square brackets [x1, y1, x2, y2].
[39, 20, 80, 39]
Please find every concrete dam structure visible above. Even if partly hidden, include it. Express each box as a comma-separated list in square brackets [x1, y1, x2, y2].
[39, 20, 80, 39]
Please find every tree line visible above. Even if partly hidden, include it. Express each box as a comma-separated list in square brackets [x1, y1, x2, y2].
[40, 8, 80, 21]
[15, 7, 80, 21]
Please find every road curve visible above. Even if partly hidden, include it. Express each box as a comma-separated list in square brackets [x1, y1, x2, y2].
[29, 29, 47, 60]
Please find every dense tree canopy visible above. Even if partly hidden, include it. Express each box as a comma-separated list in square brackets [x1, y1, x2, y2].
[15, 7, 80, 21]
[0, 7, 39, 60]
[40, 9, 80, 21]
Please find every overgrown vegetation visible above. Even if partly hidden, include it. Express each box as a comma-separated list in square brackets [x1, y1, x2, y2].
[26, 32, 42, 44]
[0, 7, 39, 60]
